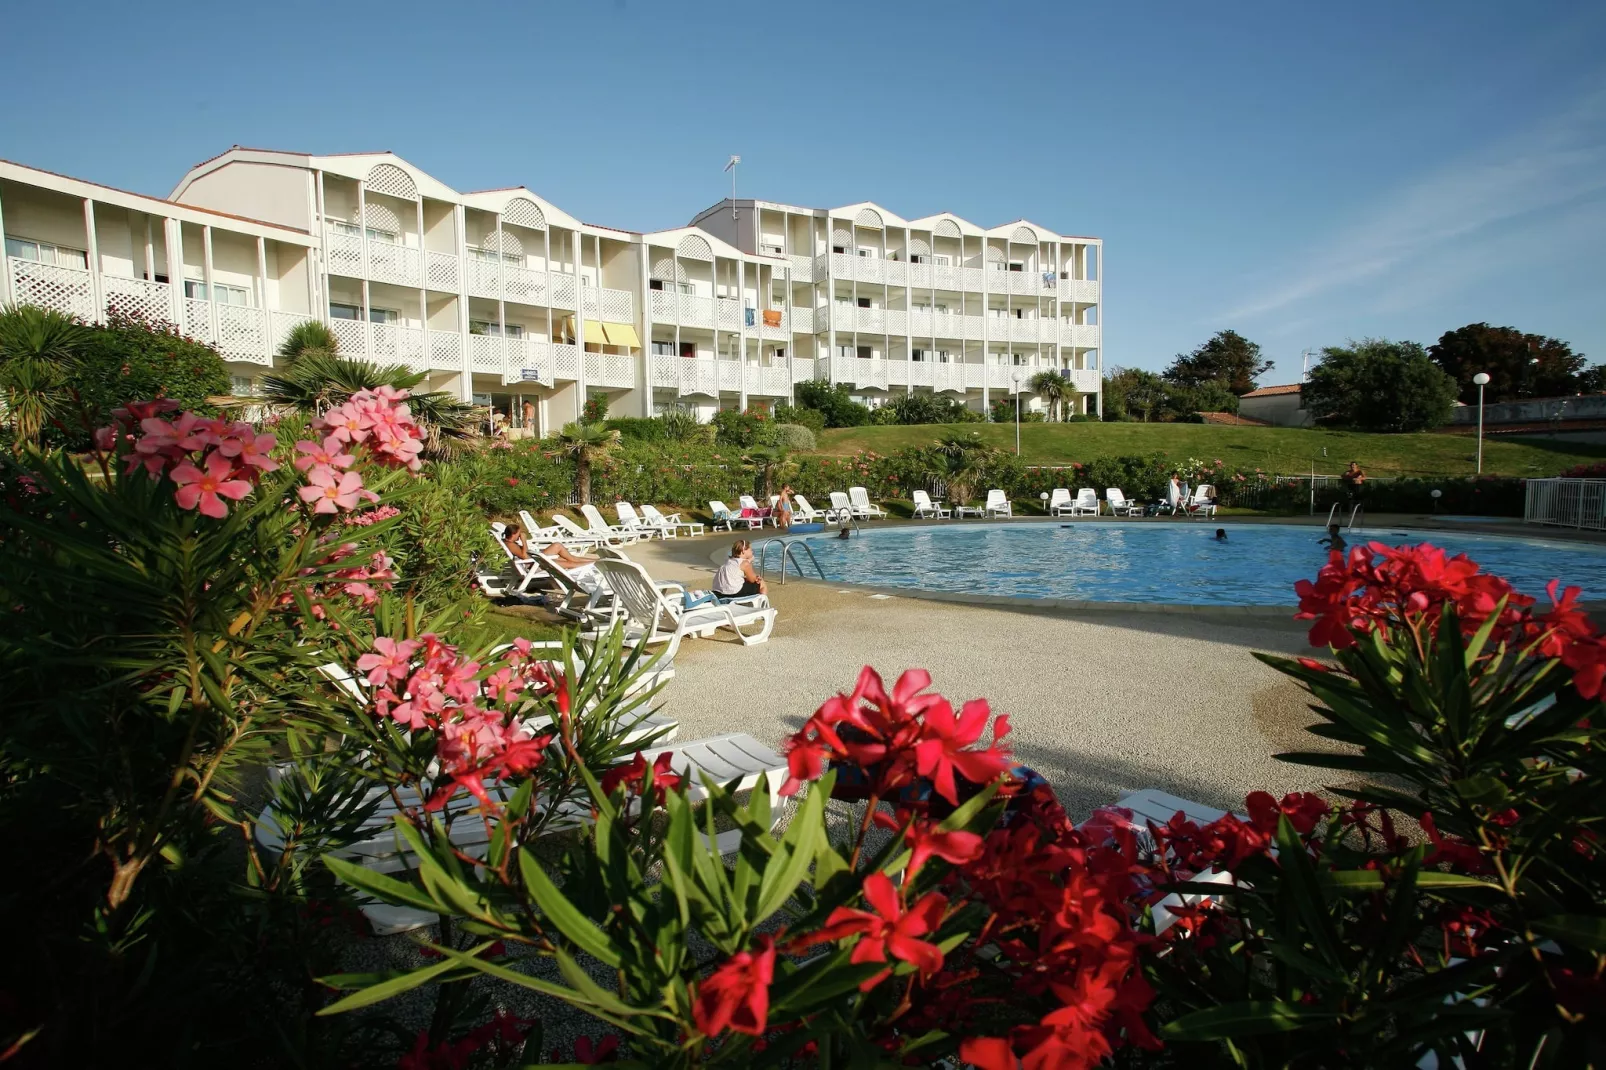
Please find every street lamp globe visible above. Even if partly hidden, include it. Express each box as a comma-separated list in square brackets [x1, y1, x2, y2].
[1473, 372, 1491, 386]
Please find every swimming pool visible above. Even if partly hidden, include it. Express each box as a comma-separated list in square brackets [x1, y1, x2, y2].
[796, 522, 1606, 606]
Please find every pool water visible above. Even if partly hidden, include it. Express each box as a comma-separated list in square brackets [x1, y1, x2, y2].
[797, 523, 1606, 606]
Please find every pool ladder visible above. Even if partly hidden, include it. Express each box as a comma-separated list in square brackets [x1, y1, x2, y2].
[1324, 502, 1363, 531]
[757, 537, 826, 585]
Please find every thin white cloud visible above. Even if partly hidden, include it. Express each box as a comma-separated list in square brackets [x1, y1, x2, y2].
[1226, 85, 1606, 321]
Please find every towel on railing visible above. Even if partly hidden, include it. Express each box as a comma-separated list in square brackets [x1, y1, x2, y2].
[744, 307, 756, 328]
[762, 309, 782, 327]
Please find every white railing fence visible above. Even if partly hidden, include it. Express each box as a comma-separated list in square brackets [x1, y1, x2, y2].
[1525, 478, 1606, 530]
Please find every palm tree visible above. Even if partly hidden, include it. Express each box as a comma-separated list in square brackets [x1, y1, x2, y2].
[551, 421, 620, 505]
[0, 306, 92, 451]
[1029, 370, 1071, 422]
[277, 319, 340, 362]
[923, 432, 996, 507]
[742, 445, 789, 499]
[257, 350, 476, 455]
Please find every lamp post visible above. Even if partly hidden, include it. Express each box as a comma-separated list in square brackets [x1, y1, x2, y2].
[1012, 369, 1024, 455]
[1473, 372, 1490, 474]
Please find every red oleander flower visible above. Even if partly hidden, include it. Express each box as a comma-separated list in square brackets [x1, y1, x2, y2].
[600, 751, 682, 804]
[876, 810, 984, 879]
[915, 698, 1013, 805]
[692, 934, 775, 1037]
[802, 871, 948, 990]
[1245, 790, 1330, 837]
[171, 451, 253, 518]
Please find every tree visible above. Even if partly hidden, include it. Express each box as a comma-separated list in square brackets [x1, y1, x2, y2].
[1103, 367, 1167, 422]
[1303, 339, 1457, 432]
[1164, 329, 1271, 395]
[1162, 380, 1239, 422]
[0, 306, 90, 450]
[258, 350, 475, 455]
[920, 432, 997, 505]
[1428, 323, 1594, 404]
[276, 319, 339, 362]
[742, 444, 788, 498]
[1028, 370, 1071, 422]
[550, 421, 620, 505]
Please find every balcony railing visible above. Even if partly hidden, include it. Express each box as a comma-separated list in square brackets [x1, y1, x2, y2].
[585, 352, 635, 389]
[790, 306, 815, 334]
[1068, 368, 1101, 393]
[648, 292, 716, 328]
[1060, 278, 1099, 303]
[715, 297, 743, 330]
[789, 254, 815, 283]
[426, 251, 459, 292]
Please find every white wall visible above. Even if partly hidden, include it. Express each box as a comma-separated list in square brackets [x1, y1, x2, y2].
[180, 162, 311, 231]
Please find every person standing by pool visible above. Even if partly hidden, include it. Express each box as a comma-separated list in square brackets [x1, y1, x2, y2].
[713, 539, 768, 600]
[1164, 473, 1183, 515]
[1342, 461, 1366, 506]
[775, 484, 795, 532]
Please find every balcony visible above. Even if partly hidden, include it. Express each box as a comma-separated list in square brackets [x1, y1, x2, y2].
[426, 251, 459, 292]
[1062, 323, 1100, 348]
[648, 291, 716, 328]
[583, 285, 634, 325]
[323, 229, 425, 288]
[506, 265, 549, 306]
[1068, 368, 1100, 394]
[1008, 318, 1044, 343]
[1060, 278, 1099, 303]
[585, 351, 636, 389]
[715, 297, 743, 330]
[791, 356, 816, 383]
[789, 254, 815, 283]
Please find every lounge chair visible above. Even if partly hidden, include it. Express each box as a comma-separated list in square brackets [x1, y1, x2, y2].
[911, 490, 950, 519]
[615, 501, 665, 540]
[641, 503, 704, 538]
[1185, 484, 1218, 519]
[550, 513, 615, 547]
[594, 558, 775, 657]
[1104, 488, 1143, 517]
[984, 489, 1013, 518]
[828, 491, 854, 521]
[536, 554, 613, 622]
[1071, 488, 1101, 517]
[1046, 488, 1075, 516]
[738, 495, 776, 527]
[789, 494, 826, 523]
[581, 503, 642, 543]
[1082, 788, 1240, 937]
[517, 509, 566, 543]
[710, 500, 762, 532]
[848, 487, 887, 519]
[477, 521, 549, 600]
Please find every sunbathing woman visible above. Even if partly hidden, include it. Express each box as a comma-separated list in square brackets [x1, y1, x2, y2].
[502, 524, 596, 569]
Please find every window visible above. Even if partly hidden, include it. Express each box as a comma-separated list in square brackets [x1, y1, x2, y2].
[648, 279, 663, 291]
[832, 245, 846, 254]
[369, 307, 400, 324]
[230, 375, 255, 396]
[856, 297, 870, 309]
[651, 341, 676, 356]
[760, 243, 783, 255]
[679, 341, 696, 359]
[912, 348, 925, 362]
[909, 254, 925, 264]
[470, 320, 524, 337]
[856, 248, 874, 258]
[1014, 308, 1023, 319]
[330, 220, 400, 244]
[936, 350, 951, 363]
[1009, 262, 1023, 272]
[328, 303, 398, 323]
[1011, 353, 1026, 366]
[5, 236, 89, 269]
[856, 345, 871, 360]
[931, 254, 950, 266]
[185, 280, 252, 305]
[774, 347, 785, 360]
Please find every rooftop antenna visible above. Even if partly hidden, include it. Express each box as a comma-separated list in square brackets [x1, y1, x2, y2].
[724, 155, 740, 219]
[1301, 348, 1317, 381]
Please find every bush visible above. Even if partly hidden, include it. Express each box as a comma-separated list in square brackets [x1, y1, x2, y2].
[54, 308, 230, 449]
[795, 380, 871, 427]
[989, 396, 1045, 423]
[869, 404, 899, 425]
[772, 402, 826, 435]
[709, 407, 773, 448]
[604, 416, 667, 443]
[386, 462, 498, 607]
[771, 422, 817, 451]
[581, 393, 610, 425]
[657, 407, 704, 442]
[883, 391, 976, 425]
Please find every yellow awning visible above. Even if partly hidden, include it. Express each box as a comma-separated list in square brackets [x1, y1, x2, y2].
[601, 322, 640, 348]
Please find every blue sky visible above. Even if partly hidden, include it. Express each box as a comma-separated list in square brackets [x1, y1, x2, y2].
[4, 0, 1603, 381]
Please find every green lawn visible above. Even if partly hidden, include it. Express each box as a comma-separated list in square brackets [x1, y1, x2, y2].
[814, 423, 1606, 478]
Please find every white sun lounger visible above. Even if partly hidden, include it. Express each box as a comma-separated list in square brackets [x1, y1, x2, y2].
[984, 489, 1012, 518]
[1092, 789, 1241, 937]
[614, 501, 665, 540]
[475, 522, 548, 601]
[791, 494, 829, 522]
[1047, 488, 1075, 516]
[1184, 485, 1218, 520]
[912, 490, 950, 519]
[738, 495, 776, 527]
[1071, 488, 1101, 517]
[517, 510, 571, 545]
[535, 554, 613, 622]
[828, 491, 853, 520]
[581, 503, 643, 543]
[1105, 488, 1144, 517]
[549, 512, 615, 547]
[848, 487, 887, 519]
[710, 500, 762, 532]
[594, 558, 775, 656]
[640, 503, 704, 538]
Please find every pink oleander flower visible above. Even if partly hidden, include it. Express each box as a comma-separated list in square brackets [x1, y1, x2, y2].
[294, 435, 355, 473]
[170, 451, 254, 518]
[298, 467, 369, 514]
[356, 636, 421, 686]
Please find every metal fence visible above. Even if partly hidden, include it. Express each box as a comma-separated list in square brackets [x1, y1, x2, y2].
[1524, 478, 1606, 530]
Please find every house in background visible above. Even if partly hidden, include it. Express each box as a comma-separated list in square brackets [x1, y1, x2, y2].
[1238, 383, 1312, 427]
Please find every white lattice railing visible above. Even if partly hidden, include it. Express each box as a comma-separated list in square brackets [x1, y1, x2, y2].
[102, 274, 173, 324]
[367, 238, 422, 287]
[371, 323, 426, 368]
[470, 334, 504, 371]
[1009, 319, 1040, 343]
[428, 329, 462, 372]
[884, 260, 907, 287]
[549, 274, 578, 311]
[1069, 369, 1101, 393]
[908, 310, 932, 337]
[756, 365, 791, 396]
[963, 315, 986, 341]
[680, 295, 713, 328]
[599, 287, 633, 324]
[932, 265, 960, 291]
[788, 254, 814, 283]
[327, 318, 366, 356]
[9, 257, 99, 322]
[585, 352, 635, 388]
[715, 298, 742, 330]
[716, 361, 743, 393]
[649, 360, 677, 387]
[791, 357, 816, 383]
[1065, 324, 1099, 348]
[649, 291, 677, 322]
[1060, 279, 1099, 302]
[504, 265, 546, 305]
[551, 343, 581, 381]
[500, 340, 552, 386]
[183, 297, 215, 343]
[679, 361, 720, 397]
[466, 259, 500, 299]
[790, 305, 815, 334]
[760, 308, 788, 338]
[933, 363, 968, 394]
[271, 311, 318, 353]
[217, 305, 271, 365]
[1526, 479, 1606, 530]
[324, 230, 364, 279]
[426, 251, 459, 292]
[885, 309, 907, 335]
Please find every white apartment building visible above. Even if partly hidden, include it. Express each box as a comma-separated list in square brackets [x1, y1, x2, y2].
[0, 148, 1101, 429]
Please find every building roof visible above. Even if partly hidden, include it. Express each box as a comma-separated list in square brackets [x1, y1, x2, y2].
[1242, 383, 1303, 398]
[1196, 411, 1271, 426]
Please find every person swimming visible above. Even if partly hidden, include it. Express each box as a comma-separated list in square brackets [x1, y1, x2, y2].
[1213, 528, 1227, 541]
[1318, 523, 1346, 554]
